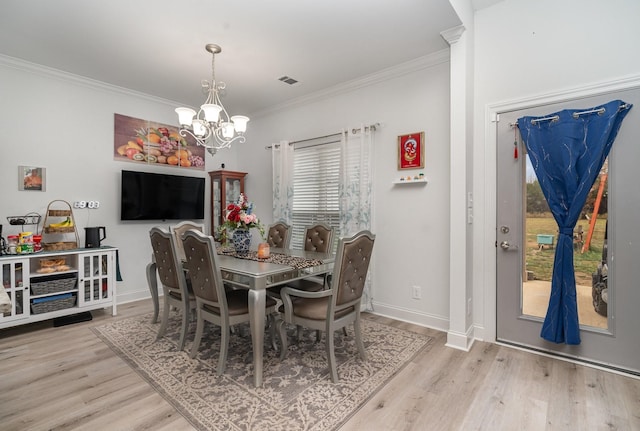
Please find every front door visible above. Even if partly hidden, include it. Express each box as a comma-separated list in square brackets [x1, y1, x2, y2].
[496, 88, 640, 374]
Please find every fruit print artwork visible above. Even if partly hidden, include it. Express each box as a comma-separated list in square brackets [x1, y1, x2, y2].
[113, 114, 205, 169]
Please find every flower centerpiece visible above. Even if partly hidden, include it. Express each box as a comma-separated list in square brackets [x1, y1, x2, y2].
[218, 194, 265, 253]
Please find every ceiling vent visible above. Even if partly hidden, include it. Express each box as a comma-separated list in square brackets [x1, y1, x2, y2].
[278, 76, 300, 86]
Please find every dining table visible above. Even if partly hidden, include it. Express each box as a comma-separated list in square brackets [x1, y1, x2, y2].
[146, 247, 335, 387]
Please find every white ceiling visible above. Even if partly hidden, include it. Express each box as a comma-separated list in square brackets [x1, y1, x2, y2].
[0, 0, 462, 117]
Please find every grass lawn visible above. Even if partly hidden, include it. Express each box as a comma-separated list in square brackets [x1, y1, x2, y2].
[526, 214, 607, 285]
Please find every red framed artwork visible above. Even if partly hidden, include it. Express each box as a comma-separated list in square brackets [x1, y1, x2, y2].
[397, 132, 425, 170]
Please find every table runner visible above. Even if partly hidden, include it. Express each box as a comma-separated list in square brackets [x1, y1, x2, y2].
[217, 247, 324, 269]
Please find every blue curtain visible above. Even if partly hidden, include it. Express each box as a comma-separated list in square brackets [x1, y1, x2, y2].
[517, 99, 632, 344]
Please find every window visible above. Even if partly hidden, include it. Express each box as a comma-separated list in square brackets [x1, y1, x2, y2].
[290, 141, 341, 250]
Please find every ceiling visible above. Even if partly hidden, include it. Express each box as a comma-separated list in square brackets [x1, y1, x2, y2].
[0, 0, 463, 117]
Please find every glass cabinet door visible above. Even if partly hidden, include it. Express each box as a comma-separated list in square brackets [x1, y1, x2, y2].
[79, 252, 113, 306]
[209, 170, 246, 238]
[0, 259, 29, 322]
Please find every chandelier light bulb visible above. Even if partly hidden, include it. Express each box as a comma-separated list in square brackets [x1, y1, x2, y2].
[231, 115, 249, 134]
[175, 107, 196, 127]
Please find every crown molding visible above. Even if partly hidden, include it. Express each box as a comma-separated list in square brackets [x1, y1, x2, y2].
[440, 25, 466, 45]
[0, 53, 180, 108]
[251, 48, 451, 118]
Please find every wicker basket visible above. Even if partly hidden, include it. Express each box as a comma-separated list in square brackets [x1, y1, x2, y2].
[48, 210, 72, 217]
[31, 293, 77, 314]
[44, 226, 76, 234]
[43, 241, 78, 251]
[31, 274, 77, 296]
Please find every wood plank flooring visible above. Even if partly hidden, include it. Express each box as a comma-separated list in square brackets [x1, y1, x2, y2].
[0, 299, 638, 430]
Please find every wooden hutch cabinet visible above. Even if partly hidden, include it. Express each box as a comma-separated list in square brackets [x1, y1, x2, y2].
[208, 170, 246, 237]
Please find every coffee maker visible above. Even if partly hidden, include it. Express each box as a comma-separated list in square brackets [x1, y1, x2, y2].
[85, 226, 106, 248]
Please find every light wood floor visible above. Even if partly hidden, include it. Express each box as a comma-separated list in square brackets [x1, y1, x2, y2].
[1, 299, 638, 431]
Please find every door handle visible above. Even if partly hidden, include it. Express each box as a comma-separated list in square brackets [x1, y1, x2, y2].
[500, 241, 519, 250]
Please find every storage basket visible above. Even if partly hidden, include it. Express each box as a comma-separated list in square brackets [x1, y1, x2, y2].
[43, 241, 78, 251]
[31, 273, 77, 296]
[31, 293, 77, 314]
[39, 257, 66, 268]
[48, 209, 72, 217]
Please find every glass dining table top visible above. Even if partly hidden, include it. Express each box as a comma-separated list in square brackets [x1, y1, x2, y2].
[216, 248, 335, 290]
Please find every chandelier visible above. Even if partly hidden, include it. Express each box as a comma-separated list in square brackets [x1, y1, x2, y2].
[175, 44, 249, 155]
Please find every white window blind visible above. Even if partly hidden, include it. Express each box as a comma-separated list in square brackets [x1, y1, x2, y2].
[290, 142, 341, 250]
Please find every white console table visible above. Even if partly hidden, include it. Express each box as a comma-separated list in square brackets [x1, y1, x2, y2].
[0, 247, 117, 329]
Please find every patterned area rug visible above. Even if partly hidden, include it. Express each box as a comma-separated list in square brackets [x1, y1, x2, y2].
[92, 312, 432, 430]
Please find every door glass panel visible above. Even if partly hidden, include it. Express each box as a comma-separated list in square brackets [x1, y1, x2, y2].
[523, 153, 609, 329]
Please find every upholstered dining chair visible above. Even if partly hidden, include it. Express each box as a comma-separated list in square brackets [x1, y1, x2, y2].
[170, 221, 205, 262]
[276, 230, 375, 383]
[149, 226, 196, 351]
[267, 222, 336, 340]
[181, 229, 278, 375]
[266, 221, 291, 249]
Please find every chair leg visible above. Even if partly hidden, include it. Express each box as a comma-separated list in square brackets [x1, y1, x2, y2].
[178, 305, 189, 350]
[268, 314, 278, 352]
[189, 312, 204, 359]
[326, 330, 338, 383]
[354, 316, 367, 361]
[156, 299, 170, 340]
[218, 324, 230, 376]
[277, 319, 288, 361]
[342, 327, 348, 336]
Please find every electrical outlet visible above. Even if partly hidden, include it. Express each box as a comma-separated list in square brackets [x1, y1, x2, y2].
[467, 298, 472, 316]
[412, 285, 422, 300]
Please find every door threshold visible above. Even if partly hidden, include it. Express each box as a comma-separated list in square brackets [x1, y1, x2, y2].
[496, 339, 640, 379]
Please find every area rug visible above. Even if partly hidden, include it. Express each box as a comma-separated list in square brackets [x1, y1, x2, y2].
[92, 312, 432, 431]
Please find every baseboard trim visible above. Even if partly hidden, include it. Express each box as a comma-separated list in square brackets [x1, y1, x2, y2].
[370, 301, 449, 332]
[446, 325, 475, 352]
[116, 289, 152, 306]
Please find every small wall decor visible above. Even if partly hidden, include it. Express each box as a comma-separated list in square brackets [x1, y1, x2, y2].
[397, 131, 425, 170]
[18, 166, 46, 191]
[114, 113, 205, 170]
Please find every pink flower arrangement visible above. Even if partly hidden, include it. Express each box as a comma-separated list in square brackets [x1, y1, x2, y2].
[219, 193, 265, 239]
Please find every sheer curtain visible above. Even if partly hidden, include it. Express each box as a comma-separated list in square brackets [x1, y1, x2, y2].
[339, 126, 374, 310]
[271, 140, 293, 225]
[271, 127, 375, 309]
[517, 99, 632, 344]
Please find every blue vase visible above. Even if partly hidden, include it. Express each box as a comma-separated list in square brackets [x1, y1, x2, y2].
[232, 229, 252, 254]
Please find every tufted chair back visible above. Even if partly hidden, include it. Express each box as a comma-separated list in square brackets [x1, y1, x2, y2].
[170, 221, 205, 261]
[303, 223, 334, 252]
[267, 222, 291, 249]
[150, 227, 184, 296]
[181, 229, 225, 306]
[333, 231, 375, 307]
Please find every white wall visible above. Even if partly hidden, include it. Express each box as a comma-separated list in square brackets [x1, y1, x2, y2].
[472, 0, 640, 340]
[0, 52, 454, 329]
[244, 54, 453, 330]
[0, 57, 241, 303]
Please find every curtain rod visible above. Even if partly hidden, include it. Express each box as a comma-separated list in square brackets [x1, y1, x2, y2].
[509, 103, 632, 128]
[265, 122, 379, 149]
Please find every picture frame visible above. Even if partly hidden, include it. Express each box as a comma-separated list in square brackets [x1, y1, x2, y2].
[398, 132, 425, 170]
[18, 166, 46, 191]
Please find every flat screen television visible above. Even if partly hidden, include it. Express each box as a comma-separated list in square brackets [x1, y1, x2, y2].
[120, 170, 205, 221]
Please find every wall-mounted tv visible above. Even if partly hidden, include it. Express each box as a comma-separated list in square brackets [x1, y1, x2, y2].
[120, 170, 205, 221]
